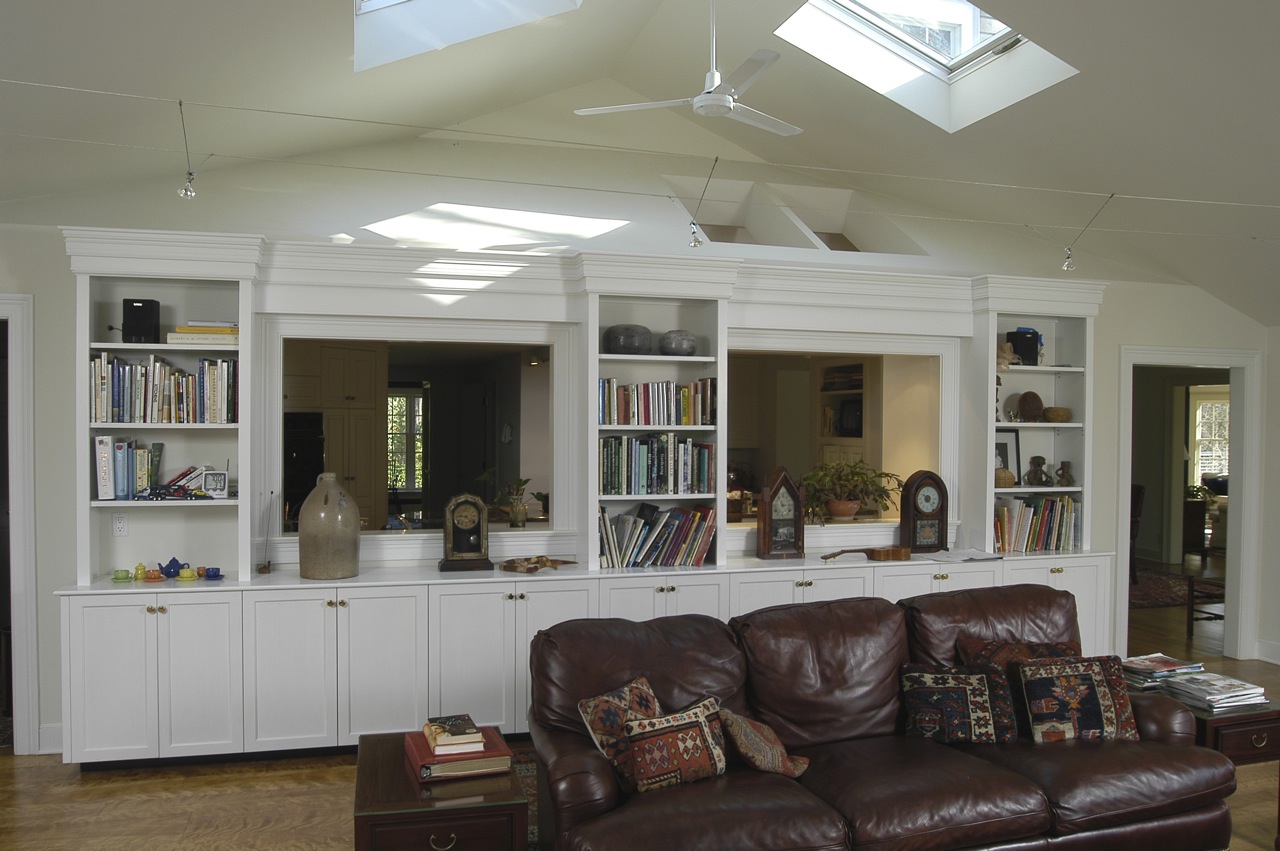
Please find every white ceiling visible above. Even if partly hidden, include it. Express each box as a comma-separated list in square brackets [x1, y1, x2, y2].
[3, 0, 1278, 324]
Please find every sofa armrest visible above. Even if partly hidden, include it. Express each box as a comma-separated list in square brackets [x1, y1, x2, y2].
[1130, 691, 1197, 745]
[528, 714, 621, 844]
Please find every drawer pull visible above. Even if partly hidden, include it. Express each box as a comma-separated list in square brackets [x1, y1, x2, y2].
[429, 833, 457, 851]
[1252, 733, 1269, 748]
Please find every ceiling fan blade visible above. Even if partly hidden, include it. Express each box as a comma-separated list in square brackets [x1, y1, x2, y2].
[724, 103, 803, 136]
[714, 49, 780, 97]
[575, 98, 693, 116]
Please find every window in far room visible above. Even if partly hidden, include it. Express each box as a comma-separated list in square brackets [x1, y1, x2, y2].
[1191, 393, 1229, 485]
[387, 387, 425, 495]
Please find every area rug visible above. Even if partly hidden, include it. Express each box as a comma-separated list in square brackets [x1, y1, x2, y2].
[513, 749, 541, 850]
[1130, 567, 1223, 609]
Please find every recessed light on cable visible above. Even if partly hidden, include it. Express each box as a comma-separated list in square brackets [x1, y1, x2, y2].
[177, 100, 196, 199]
[687, 155, 718, 249]
[1061, 246, 1074, 271]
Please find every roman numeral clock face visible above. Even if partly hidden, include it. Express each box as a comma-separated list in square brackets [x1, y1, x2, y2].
[901, 472, 947, 553]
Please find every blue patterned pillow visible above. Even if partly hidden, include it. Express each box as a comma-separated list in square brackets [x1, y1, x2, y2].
[901, 663, 1019, 743]
[1016, 655, 1140, 743]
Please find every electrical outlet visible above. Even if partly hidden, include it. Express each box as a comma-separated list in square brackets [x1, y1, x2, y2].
[112, 513, 128, 537]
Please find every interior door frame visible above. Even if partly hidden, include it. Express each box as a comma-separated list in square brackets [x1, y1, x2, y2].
[0, 296, 36, 752]
[1117, 345, 1261, 660]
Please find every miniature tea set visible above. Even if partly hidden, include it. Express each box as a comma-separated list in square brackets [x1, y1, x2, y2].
[112, 556, 224, 583]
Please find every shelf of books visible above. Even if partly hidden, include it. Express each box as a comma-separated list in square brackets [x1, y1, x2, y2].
[588, 292, 726, 569]
[69, 229, 260, 586]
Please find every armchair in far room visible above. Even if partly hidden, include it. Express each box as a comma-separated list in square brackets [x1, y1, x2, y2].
[1129, 483, 1145, 583]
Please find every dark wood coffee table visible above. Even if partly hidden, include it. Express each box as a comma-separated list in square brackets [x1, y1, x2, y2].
[354, 732, 528, 851]
[1189, 701, 1280, 850]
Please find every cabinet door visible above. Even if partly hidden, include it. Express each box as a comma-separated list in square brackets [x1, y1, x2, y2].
[874, 562, 942, 602]
[1005, 556, 1111, 655]
[429, 582, 516, 731]
[512, 580, 599, 734]
[338, 586, 429, 746]
[65, 594, 159, 762]
[729, 570, 800, 617]
[157, 591, 243, 758]
[599, 575, 667, 621]
[804, 566, 873, 603]
[667, 576, 729, 619]
[243, 588, 338, 751]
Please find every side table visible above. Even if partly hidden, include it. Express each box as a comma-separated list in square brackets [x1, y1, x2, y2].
[1190, 701, 1280, 851]
[354, 732, 528, 851]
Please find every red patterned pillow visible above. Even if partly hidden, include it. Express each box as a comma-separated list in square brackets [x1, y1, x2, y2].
[956, 638, 1082, 669]
[577, 676, 663, 791]
[1016, 655, 1140, 743]
[625, 696, 727, 792]
[901, 663, 1019, 743]
[719, 708, 809, 777]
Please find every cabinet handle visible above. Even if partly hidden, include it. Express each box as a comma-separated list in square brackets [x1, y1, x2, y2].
[146, 605, 157, 614]
[1253, 733, 1269, 748]
[807, 579, 815, 587]
[517, 592, 527, 600]
[337, 599, 347, 607]
[1050, 567, 1065, 574]
[655, 586, 665, 593]
[505, 593, 516, 600]
[157, 605, 167, 614]
[429, 834, 457, 851]
[326, 599, 336, 608]
[934, 573, 950, 581]
[795, 580, 805, 588]
[667, 585, 677, 593]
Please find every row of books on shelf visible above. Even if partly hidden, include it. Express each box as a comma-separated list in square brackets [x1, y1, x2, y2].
[598, 376, 716, 427]
[598, 433, 714, 496]
[94, 435, 219, 500]
[404, 713, 513, 782]
[993, 494, 1080, 553]
[599, 502, 716, 568]
[90, 353, 239, 424]
[1122, 654, 1267, 712]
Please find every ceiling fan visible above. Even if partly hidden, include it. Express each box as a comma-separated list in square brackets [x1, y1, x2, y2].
[574, 0, 802, 136]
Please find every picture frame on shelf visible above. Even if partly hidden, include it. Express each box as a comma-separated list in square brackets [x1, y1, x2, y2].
[995, 429, 1021, 486]
[202, 470, 229, 499]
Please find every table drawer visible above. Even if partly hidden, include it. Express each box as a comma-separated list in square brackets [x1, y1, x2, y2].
[362, 810, 519, 851]
[1213, 718, 1280, 764]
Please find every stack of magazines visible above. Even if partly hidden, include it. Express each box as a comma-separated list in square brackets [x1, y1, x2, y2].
[1160, 672, 1267, 712]
[1121, 653, 1204, 691]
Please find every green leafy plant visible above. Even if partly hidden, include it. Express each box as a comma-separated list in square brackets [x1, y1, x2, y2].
[1185, 484, 1218, 505]
[801, 460, 903, 517]
[476, 470, 532, 506]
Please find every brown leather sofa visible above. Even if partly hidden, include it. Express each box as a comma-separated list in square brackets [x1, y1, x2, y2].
[528, 584, 1236, 851]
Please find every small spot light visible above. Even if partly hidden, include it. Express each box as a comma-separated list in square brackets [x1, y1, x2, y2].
[689, 221, 703, 248]
[1061, 247, 1074, 271]
[179, 171, 197, 200]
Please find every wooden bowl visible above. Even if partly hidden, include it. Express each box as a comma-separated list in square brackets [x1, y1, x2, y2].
[1043, 406, 1072, 423]
[1017, 390, 1045, 422]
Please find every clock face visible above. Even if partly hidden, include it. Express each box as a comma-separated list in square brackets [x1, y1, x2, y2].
[916, 485, 941, 514]
[454, 503, 480, 530]
[772, 489, 795, 520]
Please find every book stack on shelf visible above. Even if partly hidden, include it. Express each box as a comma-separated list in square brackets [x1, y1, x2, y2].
[598, 377, 716, 426]
[994, 494, 1080, 553]
[598, 433, 714, 496]
[90, 353, 239, 424]
[1121, 653, 1205, 691]
[1159, 672, 1267, 713]
[403, 714, 514, 782]
[94, 437, 164, 500]
[599, 502, 716, 568]
[165, 320, 239, 346]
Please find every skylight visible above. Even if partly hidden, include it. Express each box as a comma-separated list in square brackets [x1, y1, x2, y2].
[777, 0, 1076, 132]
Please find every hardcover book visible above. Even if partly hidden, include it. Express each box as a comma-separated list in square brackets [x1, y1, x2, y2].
[424, 713, 484, 753]
[404, 725, 513, 782]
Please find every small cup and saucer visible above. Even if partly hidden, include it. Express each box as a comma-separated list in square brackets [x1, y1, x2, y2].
[177, 567, 197, 582]
[203, 567, 224, 581]
[111, 568, 133, 583]
[144, 569, 164, 583]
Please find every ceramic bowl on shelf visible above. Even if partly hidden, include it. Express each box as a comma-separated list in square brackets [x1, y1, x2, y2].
[602, 324, 652, 355]
[658, 329, 697, 356]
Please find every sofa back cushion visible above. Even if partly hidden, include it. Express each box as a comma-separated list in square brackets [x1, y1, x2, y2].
[729, 597, 908, 747]
[528, 614, 749, 735]
[899, 584, 1082, 667]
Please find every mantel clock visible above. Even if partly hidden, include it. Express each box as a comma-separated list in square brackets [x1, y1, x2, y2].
[899, 470, 948, 553]
[440, 493, 494, 571]
[757, 467, 805, 560]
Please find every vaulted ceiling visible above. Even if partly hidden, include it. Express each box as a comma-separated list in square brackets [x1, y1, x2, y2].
[3, 1, 1278, 324]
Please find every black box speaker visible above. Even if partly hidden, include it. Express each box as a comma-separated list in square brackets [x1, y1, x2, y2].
[1005, 329, 1039, 366]
[122, 298, 159, 344]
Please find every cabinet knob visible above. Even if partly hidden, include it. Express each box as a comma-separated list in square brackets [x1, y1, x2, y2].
[934, 573, 950, 581]
[1253, 733, 1269, 748]
[517, 592, 527, 601]
[1050, 567, 1065, 574]
[337, 599, 347, 607]
[326, 599, 336, 608]
[668, 585, 677, 593]
[146, 605, 157, 614]
[806, 579, 814, 587]
[429, 833, 457, 851]
[795, 580, 805, 588]
[157, 605, 167, 614]
[505, 593, 516, 601]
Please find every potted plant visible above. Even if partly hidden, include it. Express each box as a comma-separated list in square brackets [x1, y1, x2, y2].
[801, 460, 903, 521]
[477, 471, 533, 527]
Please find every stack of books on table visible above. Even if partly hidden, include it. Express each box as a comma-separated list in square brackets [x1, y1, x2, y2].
[404, 714, 513, 782]
[1121, 653, 1205, 691]
[1160, 672, 1267, 712]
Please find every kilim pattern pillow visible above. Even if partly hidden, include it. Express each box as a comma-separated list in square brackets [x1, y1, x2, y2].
[900, 663, 1019, 743]
[719, 708, 809, 777]
[625, 696, 727, 792]
[1015, 655, 1140, 743]
[578, 676, 663, 792]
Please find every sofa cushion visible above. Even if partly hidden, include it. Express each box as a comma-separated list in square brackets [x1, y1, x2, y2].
[901, 663, 1018, 743]
[530, 615, 750, 737]
[729, 597, 908, 746]
[956, 739, 1237, 835]
[563, 769, 850, 851]
[900, 584, 1082, 668]
[956, 637, 1081, 668]
[720, 708, 809, 777]
[795, 736, 1051, 850]
[1015, 655, 1139, 742]
[578, 676, 663, 791]
[626, 696, 727, 792]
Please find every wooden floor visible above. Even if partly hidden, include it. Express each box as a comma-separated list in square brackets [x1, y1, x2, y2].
[0, 560, 1274, 849]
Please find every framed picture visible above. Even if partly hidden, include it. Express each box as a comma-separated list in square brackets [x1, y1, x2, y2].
[202, 470, 229, 499]
[994, 429, 1021, 485]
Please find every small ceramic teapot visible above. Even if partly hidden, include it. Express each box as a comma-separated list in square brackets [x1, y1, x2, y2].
[158, 556, 189, 578]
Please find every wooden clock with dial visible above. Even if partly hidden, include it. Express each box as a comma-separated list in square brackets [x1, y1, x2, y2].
[899, 470, 948, 553]
[440, 493, 494, 571]
[757, 467, 805, 560]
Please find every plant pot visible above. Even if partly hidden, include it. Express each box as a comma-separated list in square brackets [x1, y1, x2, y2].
[826, 499, 861, 521]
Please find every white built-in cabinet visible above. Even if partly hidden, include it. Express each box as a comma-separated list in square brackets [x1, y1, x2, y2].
[874, 560, 1003, 603]
[241, 585, 428, 751]
[1003, 555, 1110, 655]
[728, 565, 874, 617]
[62, 591, 243, 763]
[428, 579, 598, 735]
[599, 573, 729, 620]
